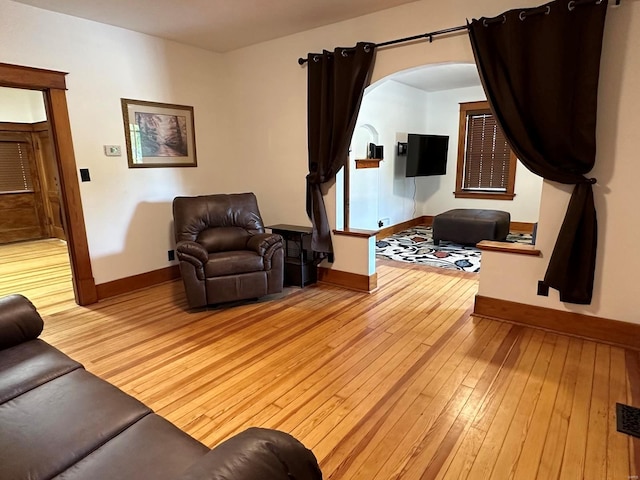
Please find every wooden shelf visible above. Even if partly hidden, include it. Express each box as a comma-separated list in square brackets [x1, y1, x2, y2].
[477, 240, 541, 256]
[355, 158, 382, 169]
[333, 228, 378, 238]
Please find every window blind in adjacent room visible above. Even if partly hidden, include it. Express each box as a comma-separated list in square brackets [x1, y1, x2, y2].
[0, 141, 34, 193]
[463, 112, 511, 191]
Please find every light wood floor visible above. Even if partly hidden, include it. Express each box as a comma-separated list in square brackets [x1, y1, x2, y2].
[1, 239, 638, 479]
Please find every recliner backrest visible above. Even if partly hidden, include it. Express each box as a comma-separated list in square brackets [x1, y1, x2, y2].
[173, 193, 265, 247]
[197, 227, 251, 252]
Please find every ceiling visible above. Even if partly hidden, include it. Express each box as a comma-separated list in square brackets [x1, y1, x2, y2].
[389, 63, 481, 93]
[12, 0, 479, 92]
[11, 0, 420, 53]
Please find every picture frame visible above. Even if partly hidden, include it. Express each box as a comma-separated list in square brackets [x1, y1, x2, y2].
[121, 98, 197, 168]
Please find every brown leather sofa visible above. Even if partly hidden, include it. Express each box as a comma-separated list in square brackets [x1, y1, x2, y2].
[173, 193, 284, 308]
[0, 294, 322, 480]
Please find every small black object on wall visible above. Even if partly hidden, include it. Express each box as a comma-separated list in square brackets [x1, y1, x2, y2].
[368, 143, 384, 159]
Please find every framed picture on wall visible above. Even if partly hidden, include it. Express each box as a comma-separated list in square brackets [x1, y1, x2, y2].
[121, 98, 197, 168]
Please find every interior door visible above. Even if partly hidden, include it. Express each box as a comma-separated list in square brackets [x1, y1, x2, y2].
[33, 123, 65, 240]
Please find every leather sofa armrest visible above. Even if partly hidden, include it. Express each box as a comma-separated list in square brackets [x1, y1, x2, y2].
[177, 427, 322, 480]
[247, 233, 282, 256]
[0, 294, 44, 350]
[176, 241, 209, 267]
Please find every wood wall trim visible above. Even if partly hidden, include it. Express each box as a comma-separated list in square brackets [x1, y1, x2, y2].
[474, 295, 640, 351]
[453, 191, 516, 200]
[510, 221, 535, 233]
[0, 121, 50, 134]
[46, 89, 96, 305]
[333, 228, 378, 238]
[477, 240, 541, 256]
[354, 159, 382, 169]
[96, 265, 181, 300]
[422, 215, 435, 227]
[317, 267, 377, 292]
[31, 121, 49, 132]
[376, 216, 433, 241]
[0, 63, 67, 90]
[0, 122, 34, 132]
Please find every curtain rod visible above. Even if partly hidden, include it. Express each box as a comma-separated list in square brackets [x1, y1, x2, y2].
[297, 25, 467, 65]
[297, 0, 620, 65]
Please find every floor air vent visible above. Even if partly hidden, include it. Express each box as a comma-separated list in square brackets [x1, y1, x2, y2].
[616, 403, 640, 438]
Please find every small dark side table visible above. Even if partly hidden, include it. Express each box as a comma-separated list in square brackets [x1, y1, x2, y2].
[267, 224, 317, 287]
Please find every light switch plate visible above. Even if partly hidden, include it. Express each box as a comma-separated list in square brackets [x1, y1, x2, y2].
[104, 145, 121, 156]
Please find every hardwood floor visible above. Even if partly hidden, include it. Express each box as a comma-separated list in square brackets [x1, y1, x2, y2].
[0, 238, 75, 315]
[1, 240, 638, 479]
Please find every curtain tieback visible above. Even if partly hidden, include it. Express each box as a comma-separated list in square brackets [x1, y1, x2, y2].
[578, 177, 597, 184]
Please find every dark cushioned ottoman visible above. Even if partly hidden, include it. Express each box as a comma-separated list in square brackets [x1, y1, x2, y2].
[432, 209, 510, 246]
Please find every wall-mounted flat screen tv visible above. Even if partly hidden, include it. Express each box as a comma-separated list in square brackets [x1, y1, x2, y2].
[405, 134, 449, 177]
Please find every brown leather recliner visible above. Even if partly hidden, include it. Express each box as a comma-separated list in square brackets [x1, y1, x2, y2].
[173, 193, 284, 308]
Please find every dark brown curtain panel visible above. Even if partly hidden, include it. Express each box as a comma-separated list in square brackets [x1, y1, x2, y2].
[468, 0, 608, 304]
[306, 42, 376, 256]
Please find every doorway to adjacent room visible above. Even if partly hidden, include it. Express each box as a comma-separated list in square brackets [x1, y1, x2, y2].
[0, 63, 96, 305]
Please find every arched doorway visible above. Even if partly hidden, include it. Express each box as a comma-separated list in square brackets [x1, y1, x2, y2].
[0, 62, 96, 305]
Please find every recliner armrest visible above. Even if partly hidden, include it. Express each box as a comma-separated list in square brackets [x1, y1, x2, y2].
[0, 294, 44, 350]
[247, 233, 282, 256]
[177, 427, 322, 480]
[176, 241, 209, 267]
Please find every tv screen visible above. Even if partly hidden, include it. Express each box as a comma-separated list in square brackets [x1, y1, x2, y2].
[405, 134, 449, 177]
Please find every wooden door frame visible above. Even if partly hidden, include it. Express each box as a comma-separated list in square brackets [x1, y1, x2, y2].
[32, 120, 66, 240]
[0, 62, 97, 305]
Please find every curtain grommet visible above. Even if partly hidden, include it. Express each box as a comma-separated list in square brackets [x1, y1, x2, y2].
[341, 49, 348, 57]
[519, 11, 527, 20]
[545, 5, 551, 14]
[482, 14, 506, 27]
[313, 55, 319, 62]
[364, 44, 371, 53]
[568, 0, 576, 11]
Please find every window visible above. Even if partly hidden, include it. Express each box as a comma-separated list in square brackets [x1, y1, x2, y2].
[455, 101, 516, 200]
[0, 139, 34, 194]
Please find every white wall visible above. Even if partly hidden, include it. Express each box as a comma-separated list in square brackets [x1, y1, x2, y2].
[350, 79, 429, 230]
[0, 0, 233, 284]
[420, 86, 543, 222]
[349, 79, 543, 230]
[0, 86, 46, 122]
